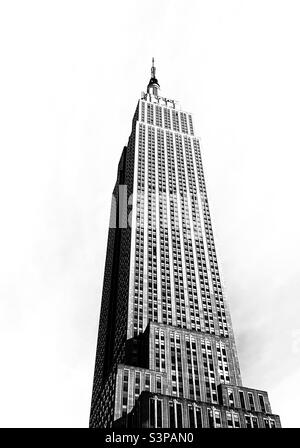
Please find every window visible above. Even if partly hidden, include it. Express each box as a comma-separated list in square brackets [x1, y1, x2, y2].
[122, 370, 129, 415]
[245, 414, 259, 428]
[239, 391, 245, 409]
[169, 402, 175, 428]
[156, 376, 162, 394]
[226, 411, 233, 428]
[228, 389, 234, 407]
[245, 415, 252, 428]
[135, 371, 140, 399]
[188, 405, 195, 428]
[196, 408, 202, 428]
[208, 409, 214, 428]
[145, 373, 150, 391]
[149, 398, 155, 427]
[252, 416, 258, 428]
[215, 410, 221, 428]
[176, 403, 183, 428]
[258, 394, 266, 413]
[248, 392, 255, 411]
[157, 400, 162, 428]
[233, 413, 240, 428]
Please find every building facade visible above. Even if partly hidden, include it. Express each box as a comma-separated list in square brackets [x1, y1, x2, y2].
[89, 60, 281, 428]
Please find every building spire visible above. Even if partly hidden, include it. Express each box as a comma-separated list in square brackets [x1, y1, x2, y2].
[147, 57, 160, 95]
[151, 57, 156, 79]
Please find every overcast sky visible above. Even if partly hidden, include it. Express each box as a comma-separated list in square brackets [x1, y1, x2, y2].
[0, 0, 299, 428]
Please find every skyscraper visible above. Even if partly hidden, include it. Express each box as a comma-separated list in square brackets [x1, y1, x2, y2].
[90, 60, 281, 429]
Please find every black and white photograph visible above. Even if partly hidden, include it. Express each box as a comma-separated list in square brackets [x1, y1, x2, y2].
[0, 0, 299, 434]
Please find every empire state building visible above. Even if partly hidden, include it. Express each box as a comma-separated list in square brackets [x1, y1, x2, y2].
[89, 60, 281, 429]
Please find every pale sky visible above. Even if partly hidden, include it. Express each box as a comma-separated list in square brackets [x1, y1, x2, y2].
[0, 0, 299, 428]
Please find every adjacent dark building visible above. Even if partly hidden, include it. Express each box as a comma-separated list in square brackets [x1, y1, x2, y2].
[90, 60, 281, 428]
